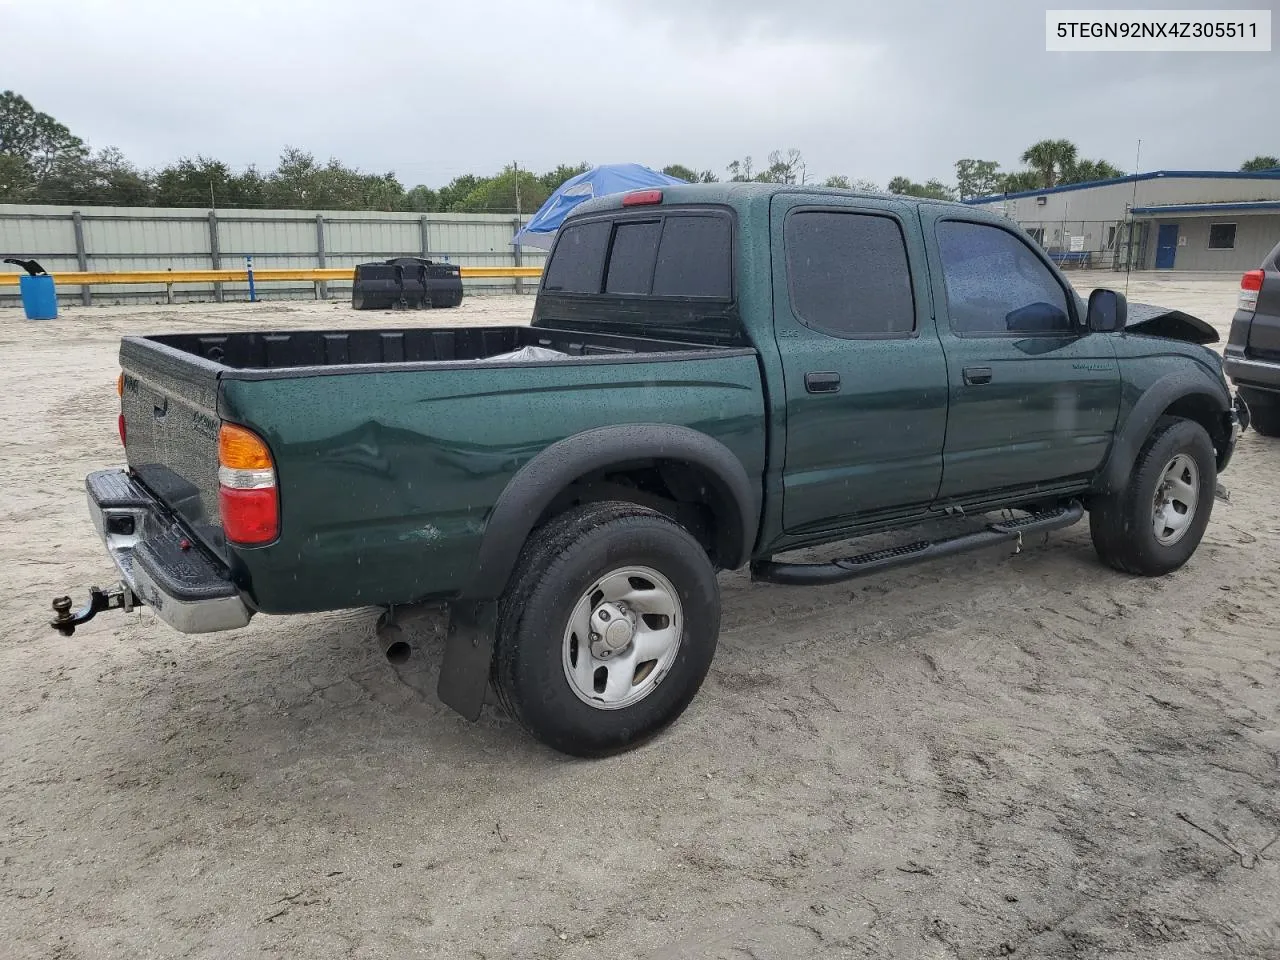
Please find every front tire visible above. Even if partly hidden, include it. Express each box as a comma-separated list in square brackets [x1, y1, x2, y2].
[1089, 417, 1216, 576]
[493, 502, 720, 757]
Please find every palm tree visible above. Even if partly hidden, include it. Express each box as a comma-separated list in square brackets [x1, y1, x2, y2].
[1241, 155, 1280, 172]
[1065, 158, 1124, 184]
[1020, 139, 1078, 188]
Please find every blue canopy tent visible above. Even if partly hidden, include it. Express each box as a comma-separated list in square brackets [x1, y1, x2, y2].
[512, 163, 686, 250]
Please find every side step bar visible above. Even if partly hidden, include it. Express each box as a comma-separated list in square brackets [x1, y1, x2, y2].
[750, 501, 1084, 587]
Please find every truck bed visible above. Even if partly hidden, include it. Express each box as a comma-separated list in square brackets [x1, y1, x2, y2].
[143, 324, 715, 374]
[117, 323, 764, 613]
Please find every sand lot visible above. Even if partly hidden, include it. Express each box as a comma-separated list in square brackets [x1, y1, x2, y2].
[2, 275, 1278, 959]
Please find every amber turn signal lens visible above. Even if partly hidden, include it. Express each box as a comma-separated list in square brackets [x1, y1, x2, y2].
[218, 423, 273, 470]
[116, 373, 124, 397]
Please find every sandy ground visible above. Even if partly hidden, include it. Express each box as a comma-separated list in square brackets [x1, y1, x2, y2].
[1, 278, 1278, 959]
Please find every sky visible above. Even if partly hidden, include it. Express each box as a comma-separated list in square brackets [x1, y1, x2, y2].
[3, 0, 1276, 189]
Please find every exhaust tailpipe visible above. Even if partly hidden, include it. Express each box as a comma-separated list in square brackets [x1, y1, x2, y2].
[376, 620, 412, 665]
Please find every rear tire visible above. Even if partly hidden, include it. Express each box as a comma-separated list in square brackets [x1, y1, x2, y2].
[1089, 417, 1216, 576]
[1240, 387, 1280, 437]
[493, 502, 720, 757]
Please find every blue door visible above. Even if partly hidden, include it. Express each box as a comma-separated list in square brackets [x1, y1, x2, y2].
[1155, 223, 1179, 269]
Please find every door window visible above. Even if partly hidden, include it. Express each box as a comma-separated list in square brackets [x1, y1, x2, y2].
[936, 221, 1073, 335]
[784, 211, 916, 337]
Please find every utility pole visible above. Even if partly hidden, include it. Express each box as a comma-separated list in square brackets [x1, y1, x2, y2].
[209, 180, 216, 210]
[513, 162, 523, 296]
[1125, 139, 1142, 296]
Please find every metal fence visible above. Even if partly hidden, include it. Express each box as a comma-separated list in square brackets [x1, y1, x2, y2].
[0, 203, 545, 306]
[1009, 219, 1147, 272]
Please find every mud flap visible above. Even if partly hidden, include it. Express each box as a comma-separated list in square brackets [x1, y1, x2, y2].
[437, 600, 498, 721]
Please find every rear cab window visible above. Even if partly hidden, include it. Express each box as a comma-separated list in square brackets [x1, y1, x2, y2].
[605, 221, 663, 294]
[542, 210, 733, 300]
[542, 220, 612, 293]
[536, 207, 737, 342]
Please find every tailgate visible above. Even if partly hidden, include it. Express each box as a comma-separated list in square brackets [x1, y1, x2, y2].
[118, 338, 227, 559]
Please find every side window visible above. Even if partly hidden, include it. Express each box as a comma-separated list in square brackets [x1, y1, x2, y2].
[936, 221, 1073, 335]
[653, 215, 732, 298]
[605, 220, 662, 295]
[784, 211, 916, 337]
[543, 220, 611, 294]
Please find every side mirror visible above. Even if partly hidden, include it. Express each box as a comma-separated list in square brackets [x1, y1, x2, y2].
[1087, 288, 1127, 333]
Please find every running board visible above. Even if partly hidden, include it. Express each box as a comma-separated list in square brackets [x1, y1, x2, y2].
[750, 501, 1085, 587]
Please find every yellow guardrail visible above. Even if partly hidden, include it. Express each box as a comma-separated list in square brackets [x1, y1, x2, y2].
[0, 266, 543, 286]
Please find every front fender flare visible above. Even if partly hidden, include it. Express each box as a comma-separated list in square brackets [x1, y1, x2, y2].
[459, 424, 759, 600]
[1098, 369, 1230, 496]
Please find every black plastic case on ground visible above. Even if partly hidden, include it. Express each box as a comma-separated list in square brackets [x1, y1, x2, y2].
[352, 258, 464, 310]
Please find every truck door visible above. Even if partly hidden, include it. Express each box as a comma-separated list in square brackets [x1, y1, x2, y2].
[918, 210, 1121, 502]
[770, 194, 949, 535]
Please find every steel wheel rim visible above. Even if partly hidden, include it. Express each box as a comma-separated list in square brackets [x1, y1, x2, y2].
[561, 565, 683, 710]
[1152, 453, 1200, 546]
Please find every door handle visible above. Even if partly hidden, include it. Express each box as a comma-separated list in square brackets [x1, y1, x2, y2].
[804, 372, 841, 394]
[963, 366, 992, 386]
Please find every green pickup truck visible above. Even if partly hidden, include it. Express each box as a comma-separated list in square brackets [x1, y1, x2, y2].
[53, 183, 1247, 756]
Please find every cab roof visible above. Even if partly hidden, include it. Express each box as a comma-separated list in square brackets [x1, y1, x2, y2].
[565, 182, 974, 220]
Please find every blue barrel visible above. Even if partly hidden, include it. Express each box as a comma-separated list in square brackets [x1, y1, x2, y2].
[19, 274, 58, 319]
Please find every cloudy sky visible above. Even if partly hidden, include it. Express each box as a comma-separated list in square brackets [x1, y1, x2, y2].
[5, 0, 1275, 188]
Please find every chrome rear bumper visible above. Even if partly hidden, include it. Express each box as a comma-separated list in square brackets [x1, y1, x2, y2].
[82, 469, 252, 634]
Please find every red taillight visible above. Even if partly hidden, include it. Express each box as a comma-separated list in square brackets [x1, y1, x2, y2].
[217, 423, 278, 545]
[118, 413, 126, 446]
[1240, 269, 1264, 312]
[218, 486, 279, 545]
[622, 189, 663, 207]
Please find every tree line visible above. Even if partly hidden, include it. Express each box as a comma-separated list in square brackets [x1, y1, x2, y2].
[1, 91, 1276, 212]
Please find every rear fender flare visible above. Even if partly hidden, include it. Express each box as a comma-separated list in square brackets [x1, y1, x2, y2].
[1099, 369, 1229, 495]
[459, 424, 759, 600]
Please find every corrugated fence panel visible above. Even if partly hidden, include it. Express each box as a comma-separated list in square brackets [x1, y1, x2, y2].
[221, 218, 316, 257]
[326, 219, 422, 258]
[431, 219, 515, 257]
[83, 215, 210, 259]
[0, 203, 541, 305]
[1, 213, 77, 260]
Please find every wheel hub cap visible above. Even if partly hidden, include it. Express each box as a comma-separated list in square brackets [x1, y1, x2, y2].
[562, 566, 684, 710]
[591, 602, 635, 655]
[1152, 453, 1200, 546]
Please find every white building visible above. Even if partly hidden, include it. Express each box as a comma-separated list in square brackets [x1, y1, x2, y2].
[963, 170, 1280, 273]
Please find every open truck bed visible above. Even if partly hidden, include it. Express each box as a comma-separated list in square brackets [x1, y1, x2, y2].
[114, 322, 765, 618]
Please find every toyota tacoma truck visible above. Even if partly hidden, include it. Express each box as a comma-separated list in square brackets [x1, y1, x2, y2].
[51, 184, 1247, 757]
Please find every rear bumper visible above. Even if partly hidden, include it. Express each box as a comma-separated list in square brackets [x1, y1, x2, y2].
[87, 469, 252, 634]
[1223, 354, 1280, 393]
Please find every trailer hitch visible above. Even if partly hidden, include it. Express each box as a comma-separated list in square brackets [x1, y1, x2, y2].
[49, 583, 141, 636]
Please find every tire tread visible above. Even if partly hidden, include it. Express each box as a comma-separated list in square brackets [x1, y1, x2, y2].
[1089, 417, 1215, 576]
[493, 501, 718, 755]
